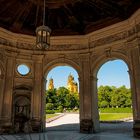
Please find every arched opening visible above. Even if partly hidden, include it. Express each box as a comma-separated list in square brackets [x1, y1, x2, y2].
[96, 59, 133, 134]
[45, 65, 80, 131]
[12, 86, 32, 133]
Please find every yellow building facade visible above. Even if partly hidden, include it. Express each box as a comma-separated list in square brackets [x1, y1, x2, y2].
[67, 74, 78, 93]
[48, 78, 54, 90]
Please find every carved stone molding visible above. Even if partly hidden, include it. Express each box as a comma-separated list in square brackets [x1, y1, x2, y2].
[0, 37, 35, 50]
[1, 22, 140, 53]
[90, 23, 140, 48]
[105, 48, 112, 58]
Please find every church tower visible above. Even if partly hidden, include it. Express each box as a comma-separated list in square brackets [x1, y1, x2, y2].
[48, 78, 54, 90]
[67, 73, 78, 93]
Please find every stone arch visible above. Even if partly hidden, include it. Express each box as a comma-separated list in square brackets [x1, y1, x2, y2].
[90, 51, 134, 132]
[44, 58, 81, 78]
[92, 51, 131, 78]
[43, 58, 81, 130]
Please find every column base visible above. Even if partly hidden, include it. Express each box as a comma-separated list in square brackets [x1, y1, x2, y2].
[0, 119, 13, 134]
[80, 119, 94, 133]
[0, 118, 43, 134]
[31, 119, 42, 132]
[133, 120, 140, 137]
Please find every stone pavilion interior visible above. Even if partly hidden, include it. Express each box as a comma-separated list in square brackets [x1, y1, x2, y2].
[0, 0, 140, 139]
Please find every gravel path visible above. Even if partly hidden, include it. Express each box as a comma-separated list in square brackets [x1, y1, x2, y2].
[46, 113, 80, 131]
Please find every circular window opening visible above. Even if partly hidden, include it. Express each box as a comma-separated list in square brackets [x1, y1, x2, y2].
[17, 64, 30, 76]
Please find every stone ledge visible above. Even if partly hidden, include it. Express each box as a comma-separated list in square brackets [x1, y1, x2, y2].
[46, 113, 65, 123]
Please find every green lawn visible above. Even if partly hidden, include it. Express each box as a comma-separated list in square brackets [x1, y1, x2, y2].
[46, 113, 133, 121]
[46, 114, 60, 119]
[99, 113, 132, 121]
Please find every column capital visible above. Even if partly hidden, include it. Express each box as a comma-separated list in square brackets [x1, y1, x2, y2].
[90, 75, 98, 81]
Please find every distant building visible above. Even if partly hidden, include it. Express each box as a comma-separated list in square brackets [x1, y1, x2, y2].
[48, 78, 54, 90]
[67, 73, 78, 93]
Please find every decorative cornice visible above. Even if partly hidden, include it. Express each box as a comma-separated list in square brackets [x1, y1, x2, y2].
[90, 23, 140, 48]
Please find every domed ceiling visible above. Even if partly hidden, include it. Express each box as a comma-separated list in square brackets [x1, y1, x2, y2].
[0, 0, 140, 36]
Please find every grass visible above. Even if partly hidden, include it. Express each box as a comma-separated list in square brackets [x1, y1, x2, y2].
[99, 108, 132, 113]
[46, 114, 60, 119]
[46, 112, 133, 121]
[99, 113, 132, 121]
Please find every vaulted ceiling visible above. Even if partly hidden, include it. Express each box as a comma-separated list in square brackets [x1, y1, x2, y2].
[0, 0, 140, 36]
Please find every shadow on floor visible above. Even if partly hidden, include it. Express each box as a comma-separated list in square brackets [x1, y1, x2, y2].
[46, 121, 133, 135]
[46, 123, 80, 131]
[100, 121, 133, 134]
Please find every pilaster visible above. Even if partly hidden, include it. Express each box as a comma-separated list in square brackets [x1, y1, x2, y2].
[0, 55, 15, 133]
[0, 74, 4, 118]
[31, 54, 44, 132]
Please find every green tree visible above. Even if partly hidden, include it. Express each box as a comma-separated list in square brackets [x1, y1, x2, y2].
[46, 88, 58, 109]
[98, 85, 132, 108]
[46, 103, 54, 110]
[57, 87, 69, 109]
[65, 92, 79, 109]
[98, 86, 113, 108]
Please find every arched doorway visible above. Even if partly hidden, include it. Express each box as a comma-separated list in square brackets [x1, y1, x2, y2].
[44, 64, 80, 131]
[97, 59, 133, 133]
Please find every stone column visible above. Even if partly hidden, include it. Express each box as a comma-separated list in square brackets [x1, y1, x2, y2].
[31, 55, 44, 132]
[79, 54, 93, 133]
[42, 77, 47, 131]
[129, 46, 140, 137]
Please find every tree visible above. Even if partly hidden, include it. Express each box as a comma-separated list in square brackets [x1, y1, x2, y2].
[98, 86, 113, 108]
[65, 92, 79, 109]
[100, 100, 109, 108]
[98, 85, 132, 108]
[46, 88, 58, 109]
[46, 103, 54, 110]
[57, 87, 69, 109]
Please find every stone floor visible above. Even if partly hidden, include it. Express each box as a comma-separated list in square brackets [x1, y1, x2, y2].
[0, 114, 139, 140]
[0, 128, 139, 140]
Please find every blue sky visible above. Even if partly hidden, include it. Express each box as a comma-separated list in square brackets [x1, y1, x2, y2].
[46, 59, 130, 89]
[46, 66, 79, 89]
[97, 60, 130, 88]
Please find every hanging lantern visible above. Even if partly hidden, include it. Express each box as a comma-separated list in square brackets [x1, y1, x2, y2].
[36, 0, 51, 49]
[36, 25, 51, 49]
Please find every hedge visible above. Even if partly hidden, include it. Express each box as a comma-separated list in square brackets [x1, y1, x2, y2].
[46, 110, 55, 114]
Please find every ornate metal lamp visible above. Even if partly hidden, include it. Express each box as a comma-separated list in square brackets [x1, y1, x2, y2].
[36, 0, 51, 49]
